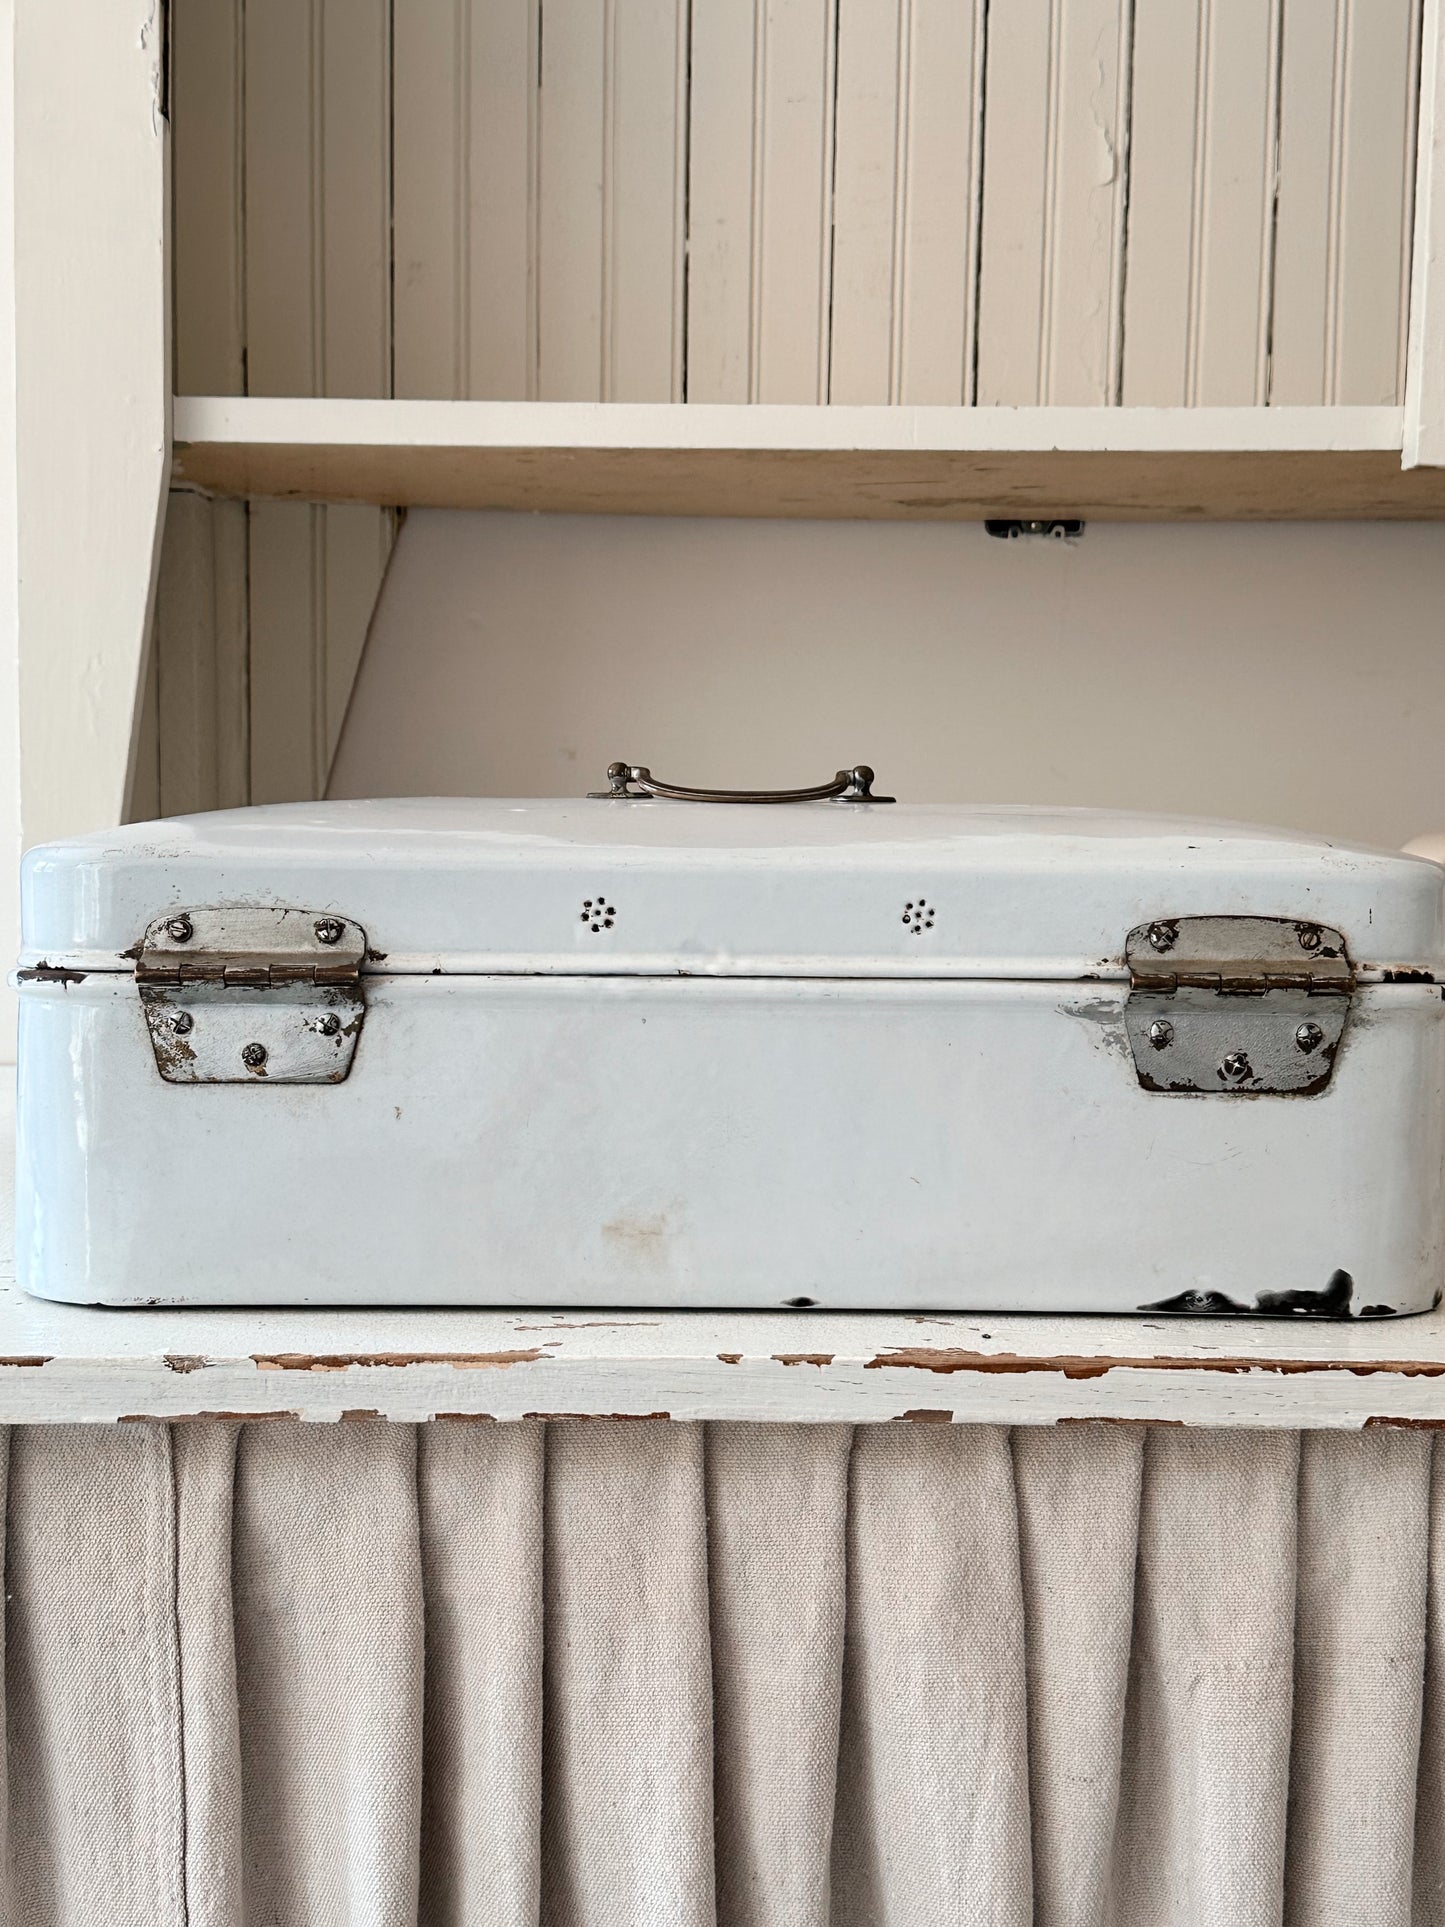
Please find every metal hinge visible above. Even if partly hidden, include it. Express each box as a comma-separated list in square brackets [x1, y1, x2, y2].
[1123, 915, 1355, 1095]
[136, 907, 367, 1084]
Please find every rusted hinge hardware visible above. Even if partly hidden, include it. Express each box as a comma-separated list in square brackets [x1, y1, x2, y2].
[136, 907, 366, 1085]
[1123, 915, 1354, 1096]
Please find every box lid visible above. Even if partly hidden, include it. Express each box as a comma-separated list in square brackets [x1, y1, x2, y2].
[19, 796, 1445, 979]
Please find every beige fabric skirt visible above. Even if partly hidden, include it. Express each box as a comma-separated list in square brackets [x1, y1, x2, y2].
[1, 1419, 1440, 1927]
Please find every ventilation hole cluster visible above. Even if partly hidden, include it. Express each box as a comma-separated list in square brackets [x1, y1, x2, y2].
[902, 898, 935, 935]
[581, 896, 616, 933]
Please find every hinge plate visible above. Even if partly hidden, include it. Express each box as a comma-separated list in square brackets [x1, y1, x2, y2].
[136, 907, 366, 1085]
[1123, 915, 1354, 1096]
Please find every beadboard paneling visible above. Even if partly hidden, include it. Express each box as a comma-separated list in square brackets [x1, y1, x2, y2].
[829, 0, 986, 405]
[242, 0, 391, 399]
[248, 500, 398, 804]
[687, 0, 838, 403]
[170, 0, 244, 396]
[173, 0, 1423, 410]
[1271, 0, 1421, 406]
[976, 0, 1133, 406]
[131, 493, 397, 821]
[535, 0, 687, 401]
[1123, 1, 1282, 405]
[391, 0, 539, 401]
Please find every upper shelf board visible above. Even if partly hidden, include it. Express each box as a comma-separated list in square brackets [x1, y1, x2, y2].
[170, 400, 1445, 521]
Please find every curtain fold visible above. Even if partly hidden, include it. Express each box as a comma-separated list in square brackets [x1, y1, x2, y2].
[707, 1423, 850, 1927]
[231, 1419, 424, 1927]
[174, 1421, 243, 1927]
[541, 1420, 714, 1927]
[1285, 1428, 1431, 1927]
[3, 1417, 1445, 1927]
[4, 1423, 184, 1927]
[1013, 1422, 1143, 1927]
[832, 1423, 1032, 1927]
[417, 1419, 544, 1927]
[1108, 1429, 1301, 1927]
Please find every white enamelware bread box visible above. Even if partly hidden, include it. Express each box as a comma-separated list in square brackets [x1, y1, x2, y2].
[14, 764, 1445, 1316]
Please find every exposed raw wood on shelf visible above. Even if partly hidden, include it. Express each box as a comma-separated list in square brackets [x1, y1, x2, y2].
[14, 0, 169, 849]
[173, 444, 1445, 521]
[1407, 0, 1445, 465]
[5, 1311, 1445, 1427]
[170, 398, 1443, 520]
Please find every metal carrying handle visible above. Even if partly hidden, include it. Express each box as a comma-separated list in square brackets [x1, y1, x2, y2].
[589, 762, 895, 804]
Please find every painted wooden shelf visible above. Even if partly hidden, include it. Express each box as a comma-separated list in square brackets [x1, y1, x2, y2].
[4, 1086, 1445, 1428]
[170, 399, 1445, 522]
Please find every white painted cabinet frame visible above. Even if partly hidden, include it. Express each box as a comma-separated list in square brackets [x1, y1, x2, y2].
[11, 0, 168, 856]
[1408, 0, 1445, 466]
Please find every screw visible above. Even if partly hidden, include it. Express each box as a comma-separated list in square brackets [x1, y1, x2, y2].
[1147, 921, 1177, 953]
[1219, 1050, 1252, 1081]
[165, 915, 194, 943]
[1147, 1019, 1174, 1050]
[1295, 1021, 1325, 1054]
[241, 1042, 267, 1069]
[168, 1010, 194, 1036]
[314, 917, 345, 946]
[1298, 926, 1323, 953]
[313, 1012, 342, 1037]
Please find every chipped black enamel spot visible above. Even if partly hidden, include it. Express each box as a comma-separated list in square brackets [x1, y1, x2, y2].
[1256, 1268, 1354, 1317]
[1143, 1268, 1360, 1319]
[1141, 1288, 1249, 1316]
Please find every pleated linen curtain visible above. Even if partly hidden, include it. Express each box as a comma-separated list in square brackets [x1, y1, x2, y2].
[1, 1419, 1442, 1927]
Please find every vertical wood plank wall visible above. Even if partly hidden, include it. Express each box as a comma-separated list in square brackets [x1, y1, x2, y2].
[172, 0, 1424, 412]
[145, 0, 1425, 817]
[144, 0, 403, 814]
